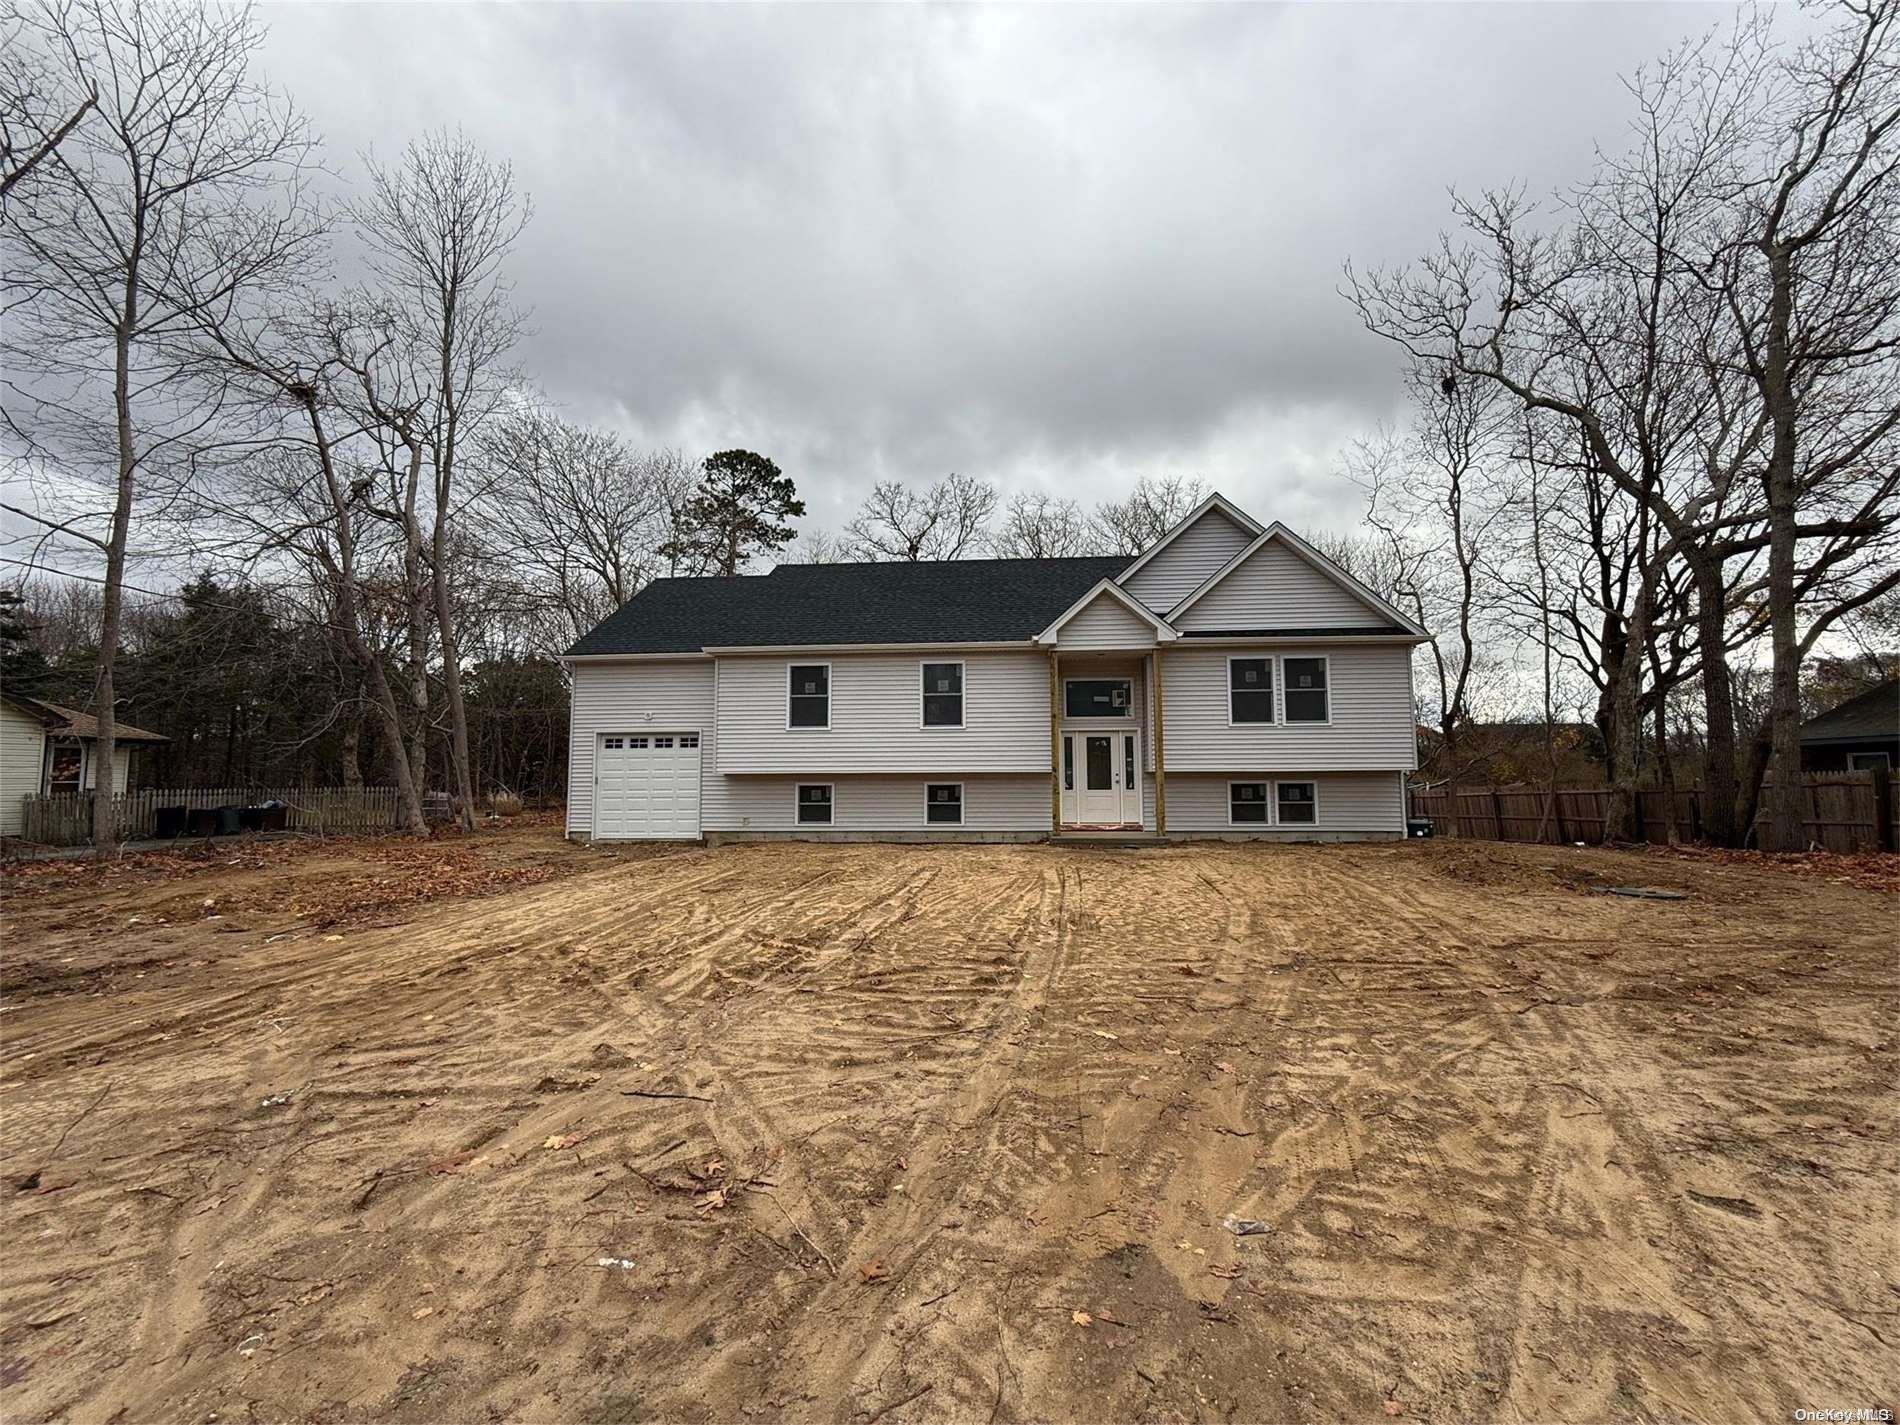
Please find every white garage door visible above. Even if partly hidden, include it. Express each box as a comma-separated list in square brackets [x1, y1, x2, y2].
[592, 732, 702, 839]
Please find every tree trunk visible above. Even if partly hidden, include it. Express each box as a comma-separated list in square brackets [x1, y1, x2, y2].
[340, 716, 363, 789]
[92, 316, 137, 857]
[1688, 553, 1741, 845]
[430, 538, 478, 831]
[302, 394, 427, 835]
[1760, 243, 1806, 852]
[1602, 584, 1651, 843]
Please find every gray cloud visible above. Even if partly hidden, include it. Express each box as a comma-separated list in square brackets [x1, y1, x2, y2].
[260, 1, 1720, 537]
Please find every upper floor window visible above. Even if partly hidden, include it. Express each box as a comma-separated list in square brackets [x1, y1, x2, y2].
[1229, 658, 1274, 724]
[788, 664, 829, 728]
[1283, 657, 1329, 723]
[1065, 679, 1131, 718]
[922, 662, 964, 727]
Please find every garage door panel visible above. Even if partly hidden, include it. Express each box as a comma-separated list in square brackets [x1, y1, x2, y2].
[592, 733, 701, 839]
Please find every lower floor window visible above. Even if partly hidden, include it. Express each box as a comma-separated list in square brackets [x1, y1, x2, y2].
[796, 784, 833, 825]
[1276, 781, 1317, 824]
[925, 783, 963, 825]
[1230, 782, 1269, 824]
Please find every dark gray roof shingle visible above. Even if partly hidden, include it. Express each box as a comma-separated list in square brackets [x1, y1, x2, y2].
[1799, 679, 1899, 744]
[566, 556, 1129, 656]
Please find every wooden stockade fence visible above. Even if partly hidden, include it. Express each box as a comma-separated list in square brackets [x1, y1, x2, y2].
[14, 786, 405, 849]
[1409, 770, 1897, 855]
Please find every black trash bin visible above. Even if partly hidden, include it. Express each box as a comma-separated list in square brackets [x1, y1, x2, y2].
[213, 805, 243, 836]
[237, 806, 266, 833]
[187, 807, 220, 837]
[256, 802, 289, 832]
[153, 804, 189, 839]
[1406, 818, 1435, 839]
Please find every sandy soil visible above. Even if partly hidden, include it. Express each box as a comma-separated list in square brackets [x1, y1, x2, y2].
[1, 828, 1895, 1423]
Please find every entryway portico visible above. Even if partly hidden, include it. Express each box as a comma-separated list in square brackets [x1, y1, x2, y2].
[1033, 579, 1176, 834]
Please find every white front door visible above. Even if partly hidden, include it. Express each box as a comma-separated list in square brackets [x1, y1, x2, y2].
[1062, 730, 1141, 827]
[593, 732, 702, 839]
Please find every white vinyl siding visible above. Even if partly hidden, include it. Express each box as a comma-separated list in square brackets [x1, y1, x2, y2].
[709, 774, 1050, 833]
[1122, 507, 1254, 612]
[1164, 771, 1403, 835]
[1158, 644, 1417, 771]
[717, 651, 1050, 774]
[1174, 539, 1387, 630]
[1055, 591, 1157, 650]
[0, 702, 46, 837]
[568, 659, 716, 838]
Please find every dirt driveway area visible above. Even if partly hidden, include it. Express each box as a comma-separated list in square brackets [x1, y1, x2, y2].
[1, 828, 1894, 1423]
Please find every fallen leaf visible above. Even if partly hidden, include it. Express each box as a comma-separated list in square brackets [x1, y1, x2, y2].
[857, 1259, 890, 1284]
[542, 1132, 587, 1151]
[1209, 1262, 1242, 1279]
[427, 1151, 476, 1175]
[1176, 1240, 1207, 1256]
[1382, 1403, 1404, 1418]
[698, 1186, 728, 1211]
[412, 1307, 434, 1320]
[1215, 1061, 1235, 1074]
[324, 934, 343, 942]
[1072, 1310, 1092, 1326]
[1090, 1029, 1119, 1040]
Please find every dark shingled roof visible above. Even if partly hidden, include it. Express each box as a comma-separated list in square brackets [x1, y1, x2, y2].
[1799, 679, 1900, 745]
[566, 556, 1130, 656]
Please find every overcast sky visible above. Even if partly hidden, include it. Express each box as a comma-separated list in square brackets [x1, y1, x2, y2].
[255, 1, 1724, 542]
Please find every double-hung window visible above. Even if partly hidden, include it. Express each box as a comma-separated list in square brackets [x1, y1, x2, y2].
[1276, 781, 1317, 824]
[1229, 658, 1274, 724]
[788, 664, 829, 728]
[1283, 658, 1329, 724]
[796, 784, 833, 824]
[925, 783, 963, 824]
[1229, 782, 1269, 824]
[922, 662, 964, 727]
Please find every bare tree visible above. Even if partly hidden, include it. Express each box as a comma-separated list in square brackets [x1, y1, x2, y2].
[843, 473, 997, 560]
[355, 130, 530, 829]
[0, 3, 96, 202]
[1715, 0, 1900, 847]
[484, 401, 695, 645]
[1, 0, 320, 854]
[1089, 475, 1207, 556]
[991, 492, 1103, 558]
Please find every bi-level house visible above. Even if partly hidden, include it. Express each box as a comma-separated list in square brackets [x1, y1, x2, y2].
[563, 494, 1426, 842]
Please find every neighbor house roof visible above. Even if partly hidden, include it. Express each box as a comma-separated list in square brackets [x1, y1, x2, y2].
[1, 693, 169, 742]
[567, 556, 1129, 656]
[1798, 680, 1900, 746]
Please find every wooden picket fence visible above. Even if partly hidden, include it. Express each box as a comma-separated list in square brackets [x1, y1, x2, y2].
[13, 786, 406, 848]
[1409, 771, 1897, 854]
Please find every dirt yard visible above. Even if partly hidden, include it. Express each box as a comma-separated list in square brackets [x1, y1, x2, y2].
[1, 827, 1894, 1424]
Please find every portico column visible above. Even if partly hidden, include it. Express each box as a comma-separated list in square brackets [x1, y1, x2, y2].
[1048, 650, 1062, 833]
[1152, 646, 1167, 835]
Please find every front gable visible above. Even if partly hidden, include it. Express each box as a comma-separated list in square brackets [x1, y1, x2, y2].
[1118, 496, 1260, 612]
[1033, 579, 1179, 650]
[1169, 526, 1426, 636]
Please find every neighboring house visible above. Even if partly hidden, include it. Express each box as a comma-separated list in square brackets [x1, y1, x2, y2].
[0, 693, 170, 838]
[563, 493, 1427, 842]
[1799, 680, 1899, 772]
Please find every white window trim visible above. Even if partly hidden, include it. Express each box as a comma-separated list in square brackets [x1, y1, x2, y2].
[1226, 655, 1276, 728]
[1847, 750, 1891, 771]
[794, 781, 835, 825]
[1226, 779, 1271, 827]
[786, 661, 832, 731]
[919, 659, 966, 730]
[1061, 676, 1135, 721]
[1273, 778, 1320, 826]
[1280, 654, 1333, 728]
[924, 781, 965, 826]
